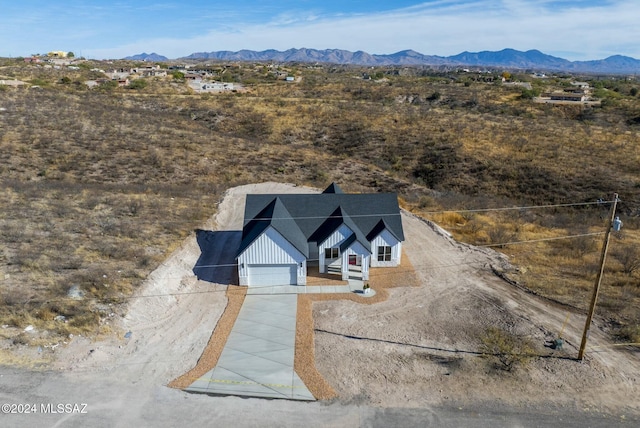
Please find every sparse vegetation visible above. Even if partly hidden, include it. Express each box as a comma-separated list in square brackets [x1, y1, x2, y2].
[479, 327, 535, 371]
[1, 59, 639, 348]
[127, 79, 147, 90]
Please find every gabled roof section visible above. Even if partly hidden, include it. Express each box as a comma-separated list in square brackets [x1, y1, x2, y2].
[338, 233, 371, 254]
[339, 233, 357, 252]
[322, 182, 344, 194]
[366, 218, 402, 242]
[237, 197, 309, 257]
[310, 206, 371, 252]
[308, 206, 345, 243]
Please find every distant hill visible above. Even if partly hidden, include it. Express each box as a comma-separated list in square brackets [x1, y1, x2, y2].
[125, 48, 640, 73]
[447, 49, 572, 70]
[182, 48, 450, 67]
[447, 49, 640, 74]
[124, 52, 168, 62]
[569, 55, 640, 74]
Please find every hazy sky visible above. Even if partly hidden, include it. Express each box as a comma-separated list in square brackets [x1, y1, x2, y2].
[1, 1, 638, 60]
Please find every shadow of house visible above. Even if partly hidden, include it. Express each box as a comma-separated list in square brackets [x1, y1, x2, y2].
[193, 230, 242, 285]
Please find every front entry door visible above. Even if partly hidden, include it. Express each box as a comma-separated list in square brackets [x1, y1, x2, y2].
[349, 255, 357, 265]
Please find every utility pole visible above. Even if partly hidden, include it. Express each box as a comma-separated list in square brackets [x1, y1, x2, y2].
[578, 193, 619, 360]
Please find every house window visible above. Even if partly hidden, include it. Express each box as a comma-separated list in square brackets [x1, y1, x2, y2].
[325, 248, 339, 259]
[378, 246, 392, 262]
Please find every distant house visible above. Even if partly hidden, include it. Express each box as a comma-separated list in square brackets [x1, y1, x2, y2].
[131, 65, 167, 78]
[571, 81, 590, 90]
[236, 183, 404, 286]
[188, 80, 241, 93]
[274, 71, 288, 80]
[549, 92, 586, 102]
[200, 82, 235, 91]
[47, 51, 68, 58]
[106, 69, 130, 80]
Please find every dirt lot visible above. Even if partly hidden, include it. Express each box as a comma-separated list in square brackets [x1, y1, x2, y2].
[1, 182, 639, 426]
[314, 211, 640, 411]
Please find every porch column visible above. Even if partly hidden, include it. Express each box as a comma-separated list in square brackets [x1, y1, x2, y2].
[362, 255, 369, 281]
[342, 253, 349, 280]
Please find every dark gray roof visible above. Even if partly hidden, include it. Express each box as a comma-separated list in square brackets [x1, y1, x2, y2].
[322, 182, 344, 194]
[339, 233, 357, 252]
[309, 206, 371, 252]
[238, 190, 404, 258]
[237, 197, 309, 257]
[366, 218, 402, 242]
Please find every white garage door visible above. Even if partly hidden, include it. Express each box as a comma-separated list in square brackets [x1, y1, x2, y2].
[247, 264, 297, 286]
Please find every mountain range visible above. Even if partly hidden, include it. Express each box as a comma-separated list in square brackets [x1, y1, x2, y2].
[124, 48, 640, 74]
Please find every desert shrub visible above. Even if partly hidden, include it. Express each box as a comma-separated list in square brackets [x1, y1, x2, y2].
[30, 78, 49, 87]
[0, 287, 33, 307]
[613, 247, 640, 276]
[67, 312, 100, 332]
[520, 88, 540, 99]
[128, 79, 148, 90]
[12, 333, 30, 345]
[427, 91, 441, 101]
[487, 226, 516, 248]
[575, 234, 598, 256]
[2, 225, 25, 243]
[99, 80, 118, 91]
[479, 327, 534, 371]
[616, 325, 640, 343]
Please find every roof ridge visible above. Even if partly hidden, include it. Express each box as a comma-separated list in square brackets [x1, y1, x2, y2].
[322, 182, 344, 194]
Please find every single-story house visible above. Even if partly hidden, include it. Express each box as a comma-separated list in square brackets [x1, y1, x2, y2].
[549, 92, 586, 102]
[198, 82, 235, 92]
[236, 183, 404, 286]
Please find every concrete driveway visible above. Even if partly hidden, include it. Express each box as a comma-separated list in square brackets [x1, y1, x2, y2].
[186, 294, 314, 400]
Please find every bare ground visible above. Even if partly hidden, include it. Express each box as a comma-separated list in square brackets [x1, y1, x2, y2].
[313, 212, 640, 413]
[7, 182, 640, 418]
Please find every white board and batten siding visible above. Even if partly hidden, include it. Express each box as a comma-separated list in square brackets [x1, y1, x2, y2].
[370, 228, 402, 268]
[318, 224, 353, 274]
[237, 226, 306, 286]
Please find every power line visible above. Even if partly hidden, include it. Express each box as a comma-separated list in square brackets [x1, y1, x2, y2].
[420, 199, 616, 215]
[0, 198, 618, 225]
[8, 257, 484, 305]
[480, 232, 605, 248]
[249, 212, 401, 221]
[2, 199, 621, 306]
[242, 197, 612, 222]
[10, 236, 595, 306]
[175, 231, 607, 270]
